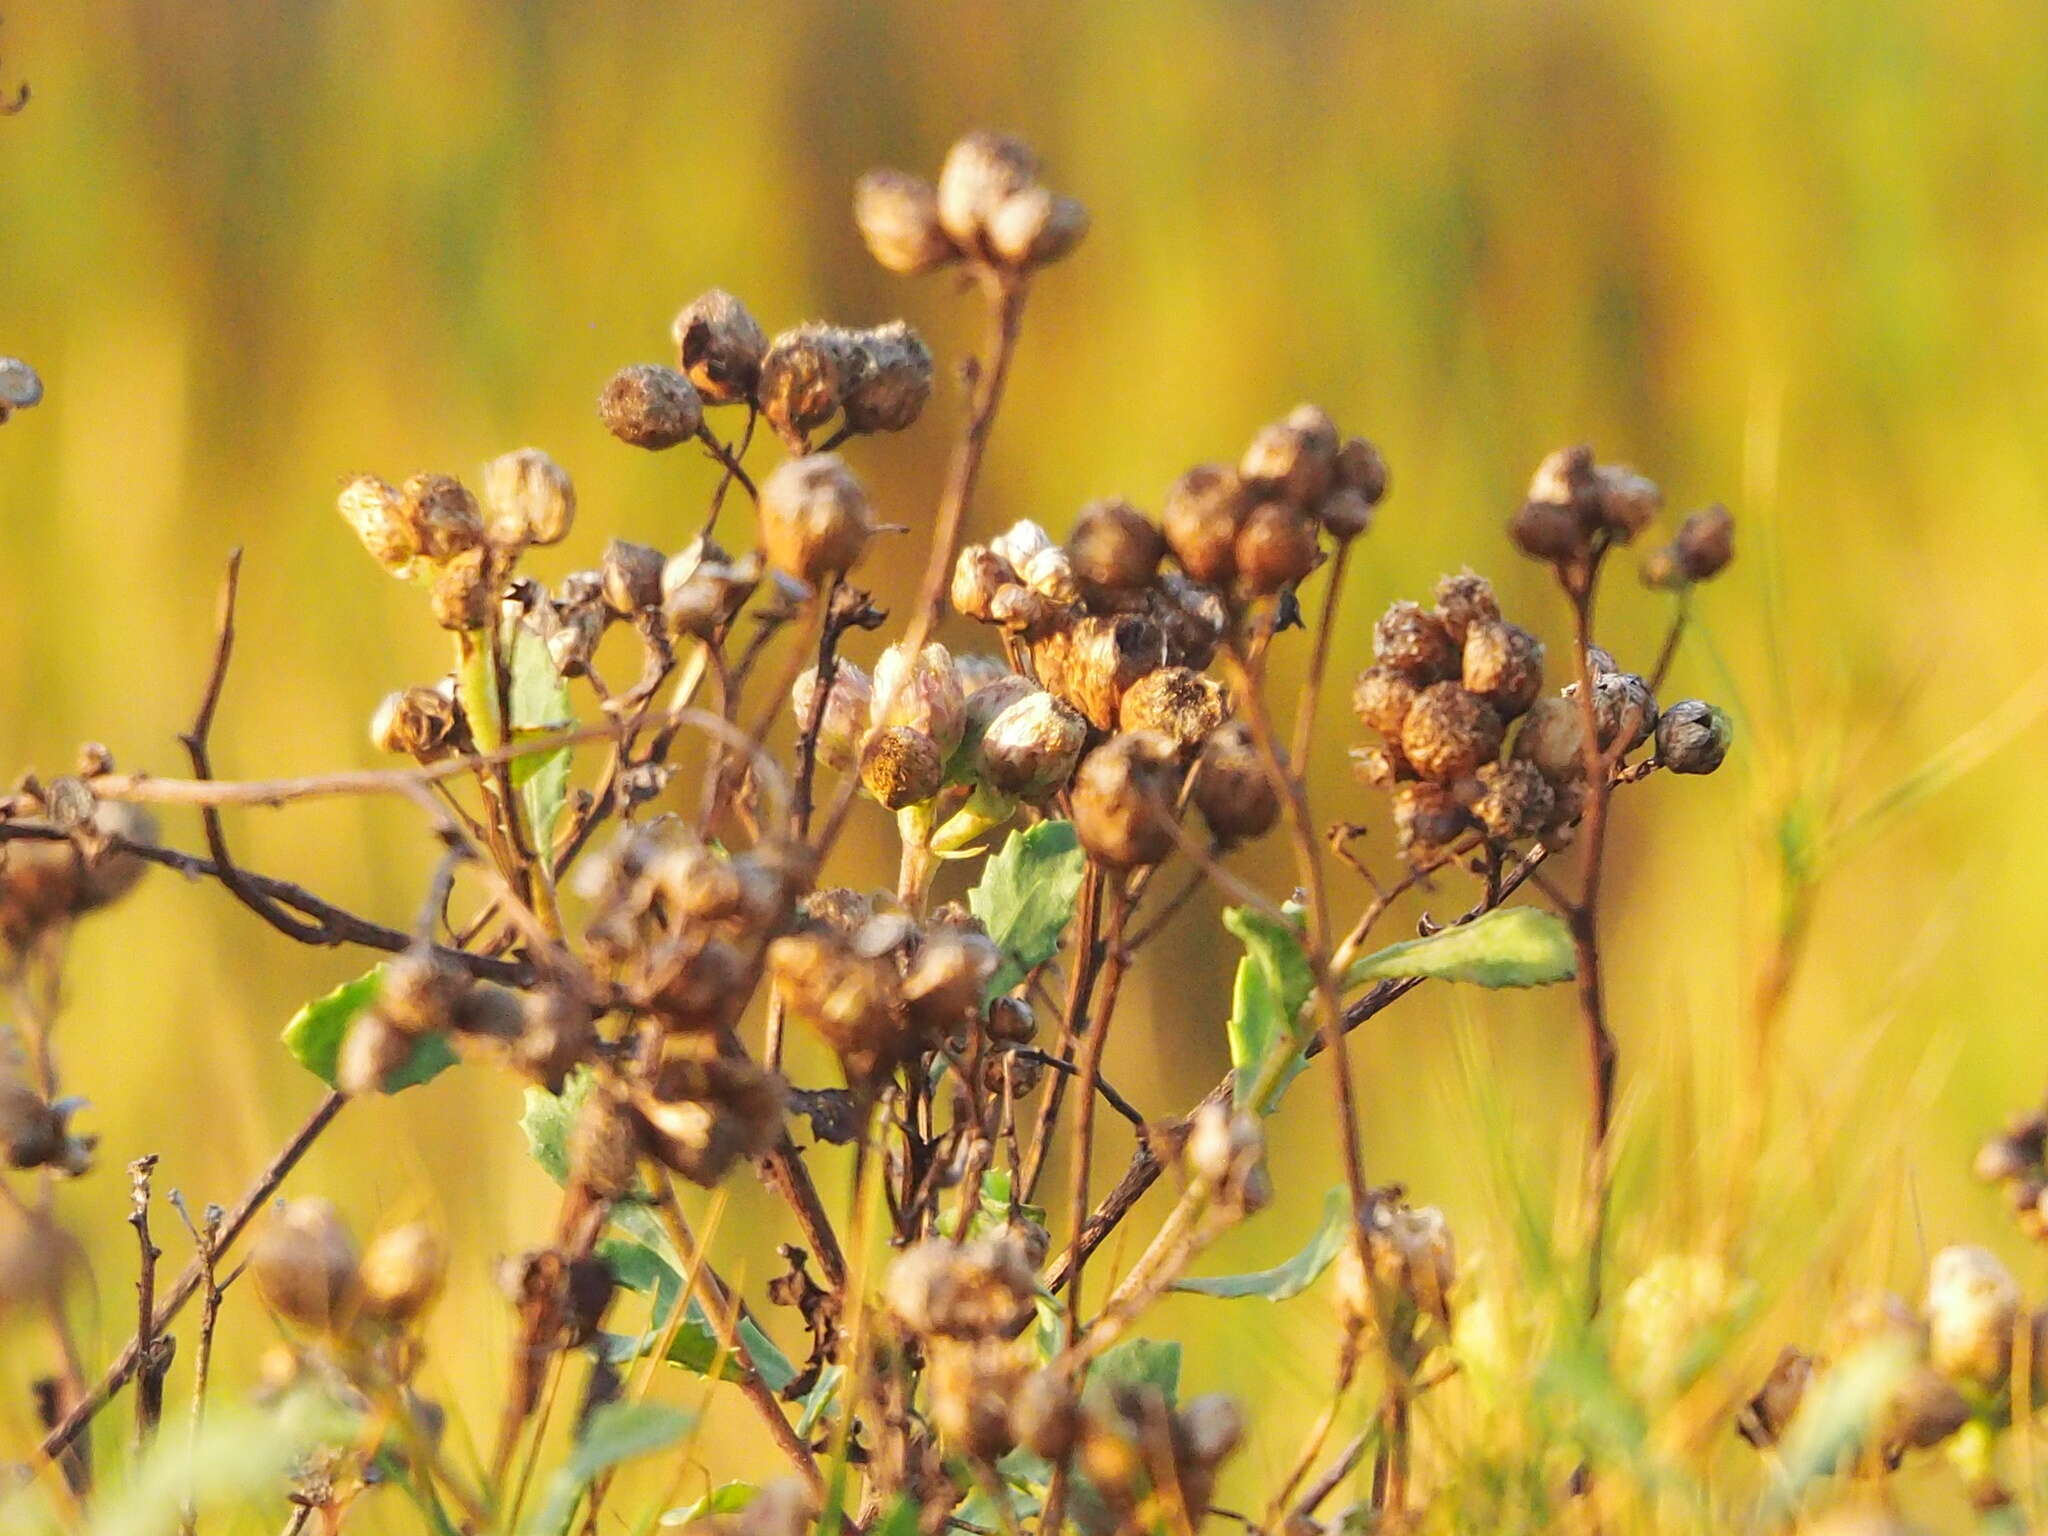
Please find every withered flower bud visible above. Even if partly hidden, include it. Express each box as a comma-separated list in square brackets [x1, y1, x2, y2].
[632, 1054, 787, 1187]
[768, 931, 908, 1085]
[336, 1012, 414, 1097]
[936, 131, 1041, 250]
[338, 474, 419, 574]
[1194, 722, 1280, 844]
[951, 544, 1020, 621]
[1011, 1370, 1081, 1462]
[1020, 545, 1083, 606]
[841, 321, 933, 435]
[371, 686, 460, 762]
[0, 1083, 88, 1174]
[1335, 435, 1391, 505]
[377, 947, 472, 1037]
[854, 169, 957, 275]
[359, 1223, 447, 1327]
[513, 988, 596, 1093]
[481, 448, 575, 550]
[978, 691, 1088, 800]
[429, 547, 493, 631]
[1512, 695, 1588, 783]
[1351, 665, 1419, 739]
[661, 538, 760, 638]
[600, 363, 704, 450]
[758, 325, 851, 444]
[1350, 742, 1412, 792]
[990, 519, 1055, 571]
[1509, 499, 1588, 563]
[1031, 612, 1161, 730]
[988, 995, 1037, 1044]
[402, 473, 485, 563]
[1178, 1394, 1247, 1470]
[1116, 666, 1226, 758]
[885, 1234, 1037, 1339]
[600, 538, 665, 617]
[903, 931, 1002, 1039]
[1401, 682, 1504, 783]
[872, 641, 966, 758]
[1162, 464, 1249, 586]
[961, 672, 1036, 747]
[1067, 498, 1164, 595]
[1373, 601, 1460, 684]
[670, 289, 768, 405]
[791, 659, 873, 772]
[1926, 1245, 2019, 1391]
[1667, 503, 1735, 583]
[1240, 405, 1339, 508]
[759, 453, 873, 586]
[250, 1199, 360, 1335]
[570, 1089, 643, 1202]
[545, 600, 604, 677]
[1527, 444, 1600, 515]
[1335, 1200, 1456, 1330]
[1467, 759, 1555, 842]
[1431, 571, 1500, 644]
[1392, 781, 1471, 858]
[1592, 464, 1661, 540]
[987, 186, 1089, 268]
[990, 584, 1052, 632]
[1233, 501, 1323, 598]
[1567, 671, 1658, 754]
[861, 727, 943, 810]
[1071, 732, 1181, 868]
[927, 1337, 1027, 1459]
[0, 357, 43, 421]
[1462, 620, 1546, 718]
[1318, 487, 1376, 541]
[1655, 699, 1732, 775]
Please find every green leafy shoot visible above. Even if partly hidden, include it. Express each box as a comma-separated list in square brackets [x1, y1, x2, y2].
[1342, 905, 1576, 991]
[1222, 904, 1314, 1108]
[1173, 1186, 1350, 1300]
[967, 819, 1089, 1000]
[280, 967, 457, 1093]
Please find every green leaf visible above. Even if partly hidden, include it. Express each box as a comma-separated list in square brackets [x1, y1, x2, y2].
[967, 820, 1089, 1000]
[795, 1364, 843, 1436]
[1223, 905, 1314, 1108]
[507, 622, 574, 855]
[662, 1483, 759, 1528]
[528, 1400, 692, 1536]
[1086, 1337, 1180, 1406]
[1342, 906, 1576, 991]
[280, 967, 457, 1093]
[867, 1497, 923, 1536]
[941, 1168, 1048, 1241]
[519, 1070, 594, 1185]
[1173, 1186, 1349, 1300]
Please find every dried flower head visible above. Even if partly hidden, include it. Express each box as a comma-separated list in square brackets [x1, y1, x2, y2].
[250, 1198, 361, 1336]
[1400, 681, 1504, 783]
[1240, 404, 1339, 508]
[1116, 666, 1226, 758]
[840, 321, 933, 435]
[358, 1223, 447, 1328]
[370, 685, 461, 762]
[1234, 500, 1323, 598]
[1656, 698, 1733, 775]
[986, 185, 1089, 268]
[600, 538, 665, 617]
[936, 132, 1041, 252]
[1071, 731, 1182, 868]
[1162, 464, 1249, 587]
[1374, 601, 1461, 685]
[854, 169, 956, 275]
[1193, 721, 1281, 845]
[1067, 498, 1164, 596]
[671, 289, 768, 406]
[337, 474, 420, 575]
[757, 453, 874, 586]
[757, 324, 850, 444]
[481, 448, 576, 550]
[978, 690, 1088, 800]
[600, 363, 704, 450]
[1461, 619, 1546, 719]
[791, 660, 873, 772]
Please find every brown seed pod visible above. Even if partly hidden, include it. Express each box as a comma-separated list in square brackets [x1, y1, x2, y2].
[1240, 404, 1339, 508]
[1467, 759, 1555, 842]
[841, 321, 933, 435]
[1592, 464, 1661, 540]
[1400, 682, 1503, 783]
[570, 1087, 644, 1202]
[1391, 780, 1472, 859]
[1511, 695, 1588, 783]
[927, 1337, 1027, 1458]
[854, 169, 957, 275]
[757, 453, 874, 586]
[1116, 667, 1226, 758]
[1193, 722, 1280, 845]
[0, 1082, 74, 1172]
[662, 537, 760, 638]
[1656, 698, 1733, 775]
[249, 1199, 361, 1336]
[1334, 435, 1391, 506]
[978, 691, 1088, 800]
[601, 538, 665, 617]
[884, 1234, 1037, 1339]
[632, 1053, 788, 1187]
[1161, 464, 1249, 587]
[1233, 500, 1323, 598]
[1071, 732, 1181, 869]
[1030, 612, 1162, 731]
[377, 948, 472, 1037]
[951, 544, 1019, 622]
[1317, 486, 1376, 541]
[481, 448, 576, 550]
[1461, 619, 1545, 718]
[1508, 498, 1588, 563]
[757, 325, 851, 444]
[1566, 671, 1658, 754]
[1431, 570, 1500, 645]
[337, 474, 419, 574]
[1527, 444, 1601, 518]
[600, 363, 704, 450]
[768, 930, 910, 1086]
[401, 473, 485, 564]
[336, 1011, 417, 1097]
[370, 686, 461, 762]
[1350, 742, 1412, 791]
[861, 726, 943, 810]
[513, 988, 597, 1094]
[936, 131, 1041, 250]
[987, 187, 1089, 268]
[670, 288, 768, 405]
[1373, 601, 1460, 684]
[1351, 665, 1420, 739]
[428, 547, 491, 631]
[359, 1223, 447, 1328]
[1673, 503, 1735, 582]
[1067, 498, 1164, 596]
[903, 931, 1003, 1040]
[1011, 1370, 1081, 1462]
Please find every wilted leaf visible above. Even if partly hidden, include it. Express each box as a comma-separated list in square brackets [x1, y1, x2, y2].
[1222, 905, 1314, 1108]
[1343, 906, 1575, 991]
[1173, 1187, 1349, 1300]
[968, 820, 1088, 999]
[280, 967, 456, 1093]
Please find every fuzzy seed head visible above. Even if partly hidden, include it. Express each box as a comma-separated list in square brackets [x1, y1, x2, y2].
[670, 288, 768, 405]
[1162, 464, 1249, 586]
[758, 453, 874, 585]
[1116, 667, 1226, 758]
[854, 169, 957, 274]
[600, 363, 704, 450]
[860, 726, 943, 810]
[1350, 665, 1419, 739]
[885, 1234, 1037, 1339]
[1462, 620, 1546, 718]
[1373, 601, 1460, 684]
[1071, 731, 1182, 868]
[481, 448, 576, 550]
[1400, 682, 1503, 783]
[1656, 698, 1733, 775]
[979, 690, 1088, 800]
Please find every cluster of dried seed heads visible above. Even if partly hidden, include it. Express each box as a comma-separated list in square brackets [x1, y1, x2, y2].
[856, 131, 1088, 277]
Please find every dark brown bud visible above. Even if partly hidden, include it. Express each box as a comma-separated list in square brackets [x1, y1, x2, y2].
[951, 544, 1020, 622]
[1431, 571, 1500, 644]
[481, 448, 575, 550]
[1351, 665, 1420, 739]
[601, 538, 665, 617]
[402, 473, 485, 562]
[0, 1082, 84, 1173]
[1233, 500, 1323, 598]
[861, 726, 944, 810]
[987, 187, 1089, 267]
[670, 289, 767, 406]
[1655, 699, 1732, 775]
[1527, 444, 1601, 516]
[338, 474, 419, 574]
[1373, 601, 1460, 684]
[1466, 759, 1555, 842]
[1030, 612, 1162, 731]
[854, 169, 957, 275]
[371, 685, 460, 762]
[758, 453, 874, 585]
[1161, 464, 1249, 586]
[1509, 498, 1589, 563]
[631, 1053, 787, 1187]
[1068, 498, 1164, 595]
[987, 995, 1037, 1044]
[936, 132, 1041, 250]
[1194, 722, 1280, 844]
[1673, 503, 1735, 583]
[978, 691, 1088, 800]
[841, 321, 933, 435]
[1592, 464, 1661, 540]
[1011, 1370, 1081, 1462]
[1116, 666, 1226, 758]
[249, 1199, 360, 1335]
[1071, 732, 1181, 868]
[600, 364, 704, 450]
[1401, 683, 1503, 783]
[1462, 620, 1545, 718]
[1240, 405, 1339, 507]
[1317, 487, 1376, 541]
[758, 325, 850, 444]
[1334, 436, 1391, 506]
[359, 1223, 447, 1328]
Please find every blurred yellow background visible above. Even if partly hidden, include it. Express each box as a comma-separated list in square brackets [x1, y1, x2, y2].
[5, 0, 2048, 1520]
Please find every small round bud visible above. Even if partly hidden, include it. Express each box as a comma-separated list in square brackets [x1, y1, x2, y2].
[1926, 1244, 2020, 1391]
[337, 474, 419, 574]
[670, 288, 768, 405]
[854, 169, 957, 274]
[1194, 722, 1280, 844]
[758, 453, 874, 585]
[1116, 666, 1226, 758]
[359, 1223, 447, 1327]
[1462, 620, 1545, 719]
[1592, 464, 1661, 540]
[600, 538, 665, 617]
[1672, 503, 1735, 583]
[791, 659, 873, 772]
[429, 547, 492, 631]
[481, 448, 575, 550]
[1508, 498, 1588, 563]
[841, 321, 933, 435]
[1568, 671, 1658, 754]
[951, 544, 1020, 622]
[401, 473, 484, 563]
[1373, 601, 1460, 684]
[987, 187, 1089, 267]
[370, 686, 460, 762]
[1162, 464, 1248, 586]
[1011, 1371, 1080, 1462]
[336, 1011, 413, 1099]
[1178, 1394, 1246, 1468]
[872, 641, 967, 759]
[936, 131, 1041, 249]
[1317, 487, 1376, 541]
[1334, 436, 1390, 505]
[1351, 665, 1419, 739]
[1511, 695, 1587, 783]
[1527, 444, 1600, 514]
[1655, 699, 1732, 775]
[1071, 732, 1182, 868]
[1400, 682, 1503, 783]
[1431, 571, 1500, 644]
[0, 357, 44, 419]
[1240, 405, 1339, 507]
[600, 364, 703, 450]
[1392, 780, 1471, 859]
[978, 691, 1088, 800]
[1233, 501, 1323, 598]
[249, 1199, 360, 1335]
[990, 519, 1056, 571]
[757, 324, 852, 445]
[861, 726, 944, 810]
[1067, 498, 1164, 595]
[1467, 759, 1555, 842]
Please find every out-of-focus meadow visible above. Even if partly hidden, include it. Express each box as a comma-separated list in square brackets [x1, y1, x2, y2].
[5, 0, 2048, 1523]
